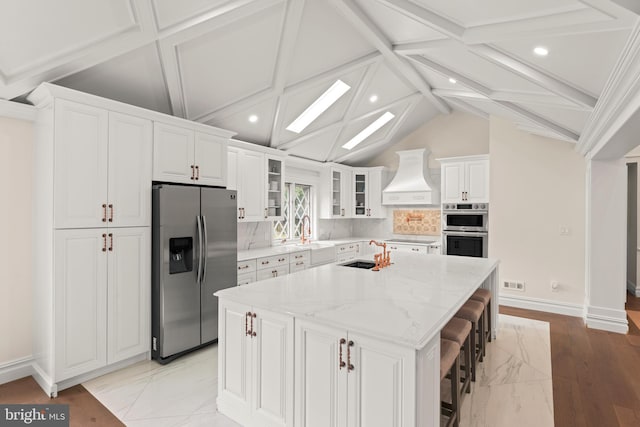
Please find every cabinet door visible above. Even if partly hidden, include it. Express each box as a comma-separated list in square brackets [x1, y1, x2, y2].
[367, 169, 385, 218]
[353, 171, 368, 217]
[265, 157, 284, 220]
[107, 227, 150, 364]
[295, 320, 347, 427]
[252, 309, 294, 427]
[218, 300, 253, 426]
[441, 162, 465, 203]
[346, 333, 416, 427]
[54, 99, 108, 229]
[54, 229, 108, 381]
[153, 123, 194, 184]
[465, 160, 489, 202]
[108, 113, 152, 227]
[195, 132, 226, 186]
[239, 150, 265, 221]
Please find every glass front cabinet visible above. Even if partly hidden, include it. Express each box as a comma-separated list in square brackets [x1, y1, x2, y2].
[266, 157, 284, 220]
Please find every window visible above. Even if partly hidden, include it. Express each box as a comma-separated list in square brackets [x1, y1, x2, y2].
[273, 183, 312, 240]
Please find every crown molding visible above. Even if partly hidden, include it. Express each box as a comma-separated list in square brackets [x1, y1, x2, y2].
[0, 99, 37, 121]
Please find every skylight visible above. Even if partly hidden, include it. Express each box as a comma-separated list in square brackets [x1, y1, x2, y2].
[342, 112, 395, 150]
[286, 80, 351, 133]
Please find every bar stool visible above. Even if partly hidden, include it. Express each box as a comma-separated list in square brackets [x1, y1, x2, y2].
[440, 339, 461, 427]
[454, 299, 485, 380]
[470, 288, 492, 352]
[441, 317, 472, 395]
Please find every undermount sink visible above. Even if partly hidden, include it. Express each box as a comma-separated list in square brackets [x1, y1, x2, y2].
[341, 260, 376, 270]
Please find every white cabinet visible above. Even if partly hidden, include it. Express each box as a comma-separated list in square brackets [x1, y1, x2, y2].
[54, 227, 150, 381]
[351, 168, 386, 218]
[439, 155, 489, 203]
[386, 243, 428, 255]
[320, 167, 351, 219]
[218, 300, 294, 427]
[54, 101, 152, 229]
[335, 243, 358, 263]
[228, 148, 284, 221]
[294, 319, 416, 427]
[153, 122, 228, 186]
[290, 250, 310, 273]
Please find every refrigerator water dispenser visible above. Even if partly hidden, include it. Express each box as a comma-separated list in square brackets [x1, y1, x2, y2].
[169, 237, 193, 274]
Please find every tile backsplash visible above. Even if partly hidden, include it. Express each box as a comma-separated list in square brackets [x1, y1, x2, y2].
[393, 209, 441, 235]
[237, 218, 353, 250]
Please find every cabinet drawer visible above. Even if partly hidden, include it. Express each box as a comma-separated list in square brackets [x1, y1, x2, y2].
[336, 243, 357, 254]
[237, 259, 257, 274]
[336, 253, 356, 263]
[256, 265, 290, 281]
[237, 271, 257, 286]
[257, 254, 290, 270]
[290, 250, 310, 264]
[387, 244, 428, 254]
[290, 260, 307, 273]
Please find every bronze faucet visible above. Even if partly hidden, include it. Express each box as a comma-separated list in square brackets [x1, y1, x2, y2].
[300, 215, 311, 244]
[369, 240, 390, 269]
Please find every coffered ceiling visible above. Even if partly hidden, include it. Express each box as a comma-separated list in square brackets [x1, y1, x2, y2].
[2, 0, 639, 164]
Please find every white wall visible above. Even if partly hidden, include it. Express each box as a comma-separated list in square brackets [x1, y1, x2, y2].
[627, 162, 637, 294]
[0, 117, 33, 365]
[490, 116, 586, 308]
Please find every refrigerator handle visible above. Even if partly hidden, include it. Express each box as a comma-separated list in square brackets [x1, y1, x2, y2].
[201, 215, 208, 284]
[196, 215, 203, 284]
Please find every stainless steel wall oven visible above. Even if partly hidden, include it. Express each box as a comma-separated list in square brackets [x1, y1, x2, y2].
[442, 203, 488, 258]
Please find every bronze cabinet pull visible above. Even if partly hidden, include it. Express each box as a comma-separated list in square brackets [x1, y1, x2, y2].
[245, 312, 251, 336]
[102, 233, 107, 252]
[108, 204, 113, 222]
[264, 208, 268, 218]
[238, 208, 242, 219]
[238, 265, 249, 270]
[190, 165, 195, 180]
[251, 312, 257, 337]
[195, 165, 200, 180]
[341, 208, 345, 216]
[262, 261, 269, 265]
[347, 340, 354, 371]
[108, 233, 113, 251]
[339, 338, 346, 369]
[102, 204, 107, 222]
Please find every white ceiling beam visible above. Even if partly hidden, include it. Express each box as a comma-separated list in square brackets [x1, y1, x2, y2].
[408, 55, 580, 141]
[331, 96, 421, 163]
[328, 0, 450, 114]
[432, 88, 489, 101]
[197, 88, 277, 123]
[393, 39, 458, 54]
[515, 123, 577, 143]
[468, 45, 597, 109]
[323, 61, 383, 161]
[377, 0, 464, 39]
[442, 97, 490, 120]
[433, 88, 585, 110]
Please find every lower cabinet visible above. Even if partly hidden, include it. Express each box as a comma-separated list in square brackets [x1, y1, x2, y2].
[54, 227, 150, 381]
[294, 319, 416, 427]
[218, 300, 294, 427]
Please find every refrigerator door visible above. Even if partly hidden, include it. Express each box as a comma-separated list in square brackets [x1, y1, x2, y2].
[200, 187, 238, 343]
[154, 184, 202, 358]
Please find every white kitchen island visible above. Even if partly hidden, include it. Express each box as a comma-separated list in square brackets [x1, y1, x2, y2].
[215, 253, 499, 427]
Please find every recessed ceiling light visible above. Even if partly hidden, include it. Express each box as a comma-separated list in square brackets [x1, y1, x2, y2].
[533, 46, 549, 57]
[286, 80, 351, 133]
[449, 78, 457, 84]
[369, 94, 378, 103]
[342, 112, 395, 150]
[248, 115, 258, 123]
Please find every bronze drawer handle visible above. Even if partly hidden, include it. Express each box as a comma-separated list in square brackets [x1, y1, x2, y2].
[102, 233, 107, 252]
[347, 340, 354, 371]
[339, 338, 346, 369]
[102, 204, 107, 222]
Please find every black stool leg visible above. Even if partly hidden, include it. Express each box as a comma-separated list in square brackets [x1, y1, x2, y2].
[463, 333, 471, 394]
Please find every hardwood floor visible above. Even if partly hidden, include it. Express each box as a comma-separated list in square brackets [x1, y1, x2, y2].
[500, 294, 640, 427]
[1, 300, 639, 426]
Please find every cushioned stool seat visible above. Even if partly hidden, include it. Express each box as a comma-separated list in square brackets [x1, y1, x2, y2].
[454, 299, 485, 380]
[442, 317, 472, 395]
[470, 288, 492, 346]
[440, 339, 461, 427]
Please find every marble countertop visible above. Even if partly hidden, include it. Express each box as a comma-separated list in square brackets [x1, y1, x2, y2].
[217, 252, 498, 349]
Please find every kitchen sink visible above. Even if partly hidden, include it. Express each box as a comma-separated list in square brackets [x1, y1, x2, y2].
[341, 260, 376, 269]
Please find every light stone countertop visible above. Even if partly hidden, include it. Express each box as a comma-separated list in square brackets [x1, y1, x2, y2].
[218, 252, 498, 349]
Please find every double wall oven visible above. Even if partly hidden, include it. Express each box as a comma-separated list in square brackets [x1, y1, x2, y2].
[442, 203, 488, 258]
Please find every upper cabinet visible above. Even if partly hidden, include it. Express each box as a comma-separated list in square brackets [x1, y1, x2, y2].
[228, 148, 284, 222]
[352, 168, 386, 218]
[54, 100, 152, 229]
[319, 166, 385, 219]
[439, 155, 489, 203]
[319, 167, 351, 219]
[153, 123, 227, 187]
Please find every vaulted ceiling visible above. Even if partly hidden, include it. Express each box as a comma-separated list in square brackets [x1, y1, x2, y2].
[2, 0, 639, 164]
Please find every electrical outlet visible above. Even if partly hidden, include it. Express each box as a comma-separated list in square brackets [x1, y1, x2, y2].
[503, 280, 525, 292]
[560, 226, 570, 236]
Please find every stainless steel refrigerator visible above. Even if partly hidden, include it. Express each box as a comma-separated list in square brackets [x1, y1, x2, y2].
[151, 184, 237, 364]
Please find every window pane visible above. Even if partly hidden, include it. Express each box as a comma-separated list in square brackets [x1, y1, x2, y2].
[293, 184, 311, 238]
[273, 184, 289, 240]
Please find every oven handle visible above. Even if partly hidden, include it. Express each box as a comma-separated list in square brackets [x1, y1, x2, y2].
[443, 211, 488, 215]
[443, 231, 488, 237]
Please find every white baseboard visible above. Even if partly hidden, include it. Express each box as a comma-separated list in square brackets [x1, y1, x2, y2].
[627, 279, 640, 297]
[0, 356, 34, 386]
[585, 305, 629, 334]
[499, 294, 584, 318]
[32, 362, 57, 397]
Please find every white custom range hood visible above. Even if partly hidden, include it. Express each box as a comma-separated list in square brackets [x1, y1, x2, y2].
[382, 149, 439, 205]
